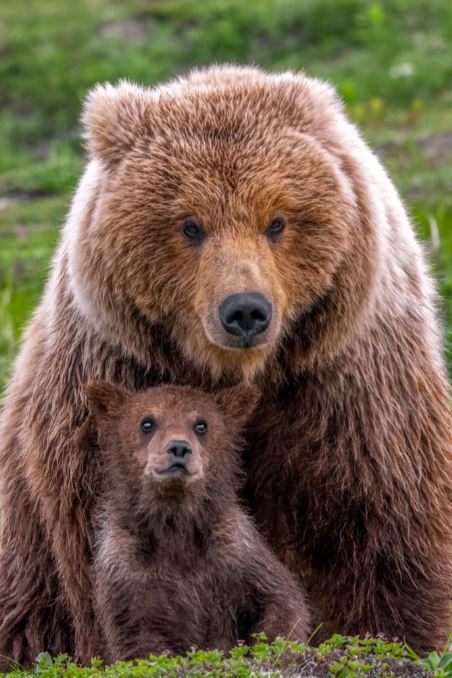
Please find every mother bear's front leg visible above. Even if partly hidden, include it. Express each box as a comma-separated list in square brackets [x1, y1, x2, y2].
[248, 340, 451, 655]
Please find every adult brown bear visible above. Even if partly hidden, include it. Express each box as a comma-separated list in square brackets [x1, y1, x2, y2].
[0, 66, 450, 666]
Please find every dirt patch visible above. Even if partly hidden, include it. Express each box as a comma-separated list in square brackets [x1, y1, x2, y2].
[379, 130, 452, 168]
[98, 17, 150, 43]
[0, 197, 14, 211]
[417, 130, 452, 165]
[0, 188, 52, 203]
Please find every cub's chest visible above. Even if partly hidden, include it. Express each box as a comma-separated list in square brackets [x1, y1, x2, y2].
[135, 557, 245, 638]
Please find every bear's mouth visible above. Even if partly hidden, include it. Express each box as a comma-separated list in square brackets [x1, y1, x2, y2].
[204, 327, 273, 352]
[157, 462, 192, 477]
[238, 333, 257, 349]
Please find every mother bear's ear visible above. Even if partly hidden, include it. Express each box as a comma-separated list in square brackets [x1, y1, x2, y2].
[213, 385, 261, 430]
[82, 80, 153, 165]
[83, 380, 130, 422]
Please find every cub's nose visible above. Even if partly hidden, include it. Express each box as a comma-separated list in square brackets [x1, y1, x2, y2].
[219, 293, 272, 338]
[166, 440, 192, 460]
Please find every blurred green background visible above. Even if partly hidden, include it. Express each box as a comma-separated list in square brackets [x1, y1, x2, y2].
[1, 0, 452, 391]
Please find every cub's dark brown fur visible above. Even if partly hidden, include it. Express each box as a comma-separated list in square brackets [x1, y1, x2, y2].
[85, 382, 310, 661]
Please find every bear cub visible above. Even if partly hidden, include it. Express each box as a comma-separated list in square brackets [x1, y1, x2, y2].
[85, 381, 310, 662]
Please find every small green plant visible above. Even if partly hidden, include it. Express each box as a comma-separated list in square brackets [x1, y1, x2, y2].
[421, 636, 452, 677]
[2, 636, 446, 677]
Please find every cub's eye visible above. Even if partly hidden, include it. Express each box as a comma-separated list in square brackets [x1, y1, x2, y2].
[140, 418, 155, 433]
[182, 218, 205, 244]
[194, 420, 208, 435]
[266, 216, 286, 238]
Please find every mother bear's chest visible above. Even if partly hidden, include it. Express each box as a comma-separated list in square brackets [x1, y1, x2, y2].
[242, 385, 364, 572]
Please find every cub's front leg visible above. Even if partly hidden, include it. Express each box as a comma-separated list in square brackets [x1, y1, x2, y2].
[252, 552, 311, 643]
[232, 518, 311, 643]
[94, 569, 172, 662]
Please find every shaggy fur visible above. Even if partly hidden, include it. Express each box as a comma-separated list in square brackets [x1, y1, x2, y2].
[0, 65, 450, 666]
[86, 382, 309, 661]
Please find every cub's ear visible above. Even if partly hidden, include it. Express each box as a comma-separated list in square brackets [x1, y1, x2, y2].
[213, 385, 261, 429]
[82, 80, 153, 165]
[83, 380, 129, 421]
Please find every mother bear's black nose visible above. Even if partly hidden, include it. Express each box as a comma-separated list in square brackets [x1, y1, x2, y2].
[219, 293, 272, 337]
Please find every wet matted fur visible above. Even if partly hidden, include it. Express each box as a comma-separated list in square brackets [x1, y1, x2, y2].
[0, 65, 450, 665]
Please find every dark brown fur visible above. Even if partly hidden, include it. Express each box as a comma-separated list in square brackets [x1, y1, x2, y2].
[0, 66, 450, 667]
[86, 382, 310, 661]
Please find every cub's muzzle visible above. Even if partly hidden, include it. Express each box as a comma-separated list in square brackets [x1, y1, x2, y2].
[162, 439, 192, 475]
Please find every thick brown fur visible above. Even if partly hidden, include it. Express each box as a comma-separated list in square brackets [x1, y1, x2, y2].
[85, 382, 309, 661]
[0, 65, 450, 666]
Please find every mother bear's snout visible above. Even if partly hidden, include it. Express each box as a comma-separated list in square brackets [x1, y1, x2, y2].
[219, 292, 272, 339]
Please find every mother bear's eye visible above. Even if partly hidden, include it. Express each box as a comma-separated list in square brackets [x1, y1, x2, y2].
[181, 217, 206, 244]
[265, 216, 286, 239]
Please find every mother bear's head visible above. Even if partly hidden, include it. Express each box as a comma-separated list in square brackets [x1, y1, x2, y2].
[66, 66, 383, 380]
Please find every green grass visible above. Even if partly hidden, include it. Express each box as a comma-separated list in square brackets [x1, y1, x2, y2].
[1, 0, 452, 393]
[3, 635, 452, 677]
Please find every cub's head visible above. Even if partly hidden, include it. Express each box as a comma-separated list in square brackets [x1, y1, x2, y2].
[70, 67, 377, 380]
[84, 381, 258, 513]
